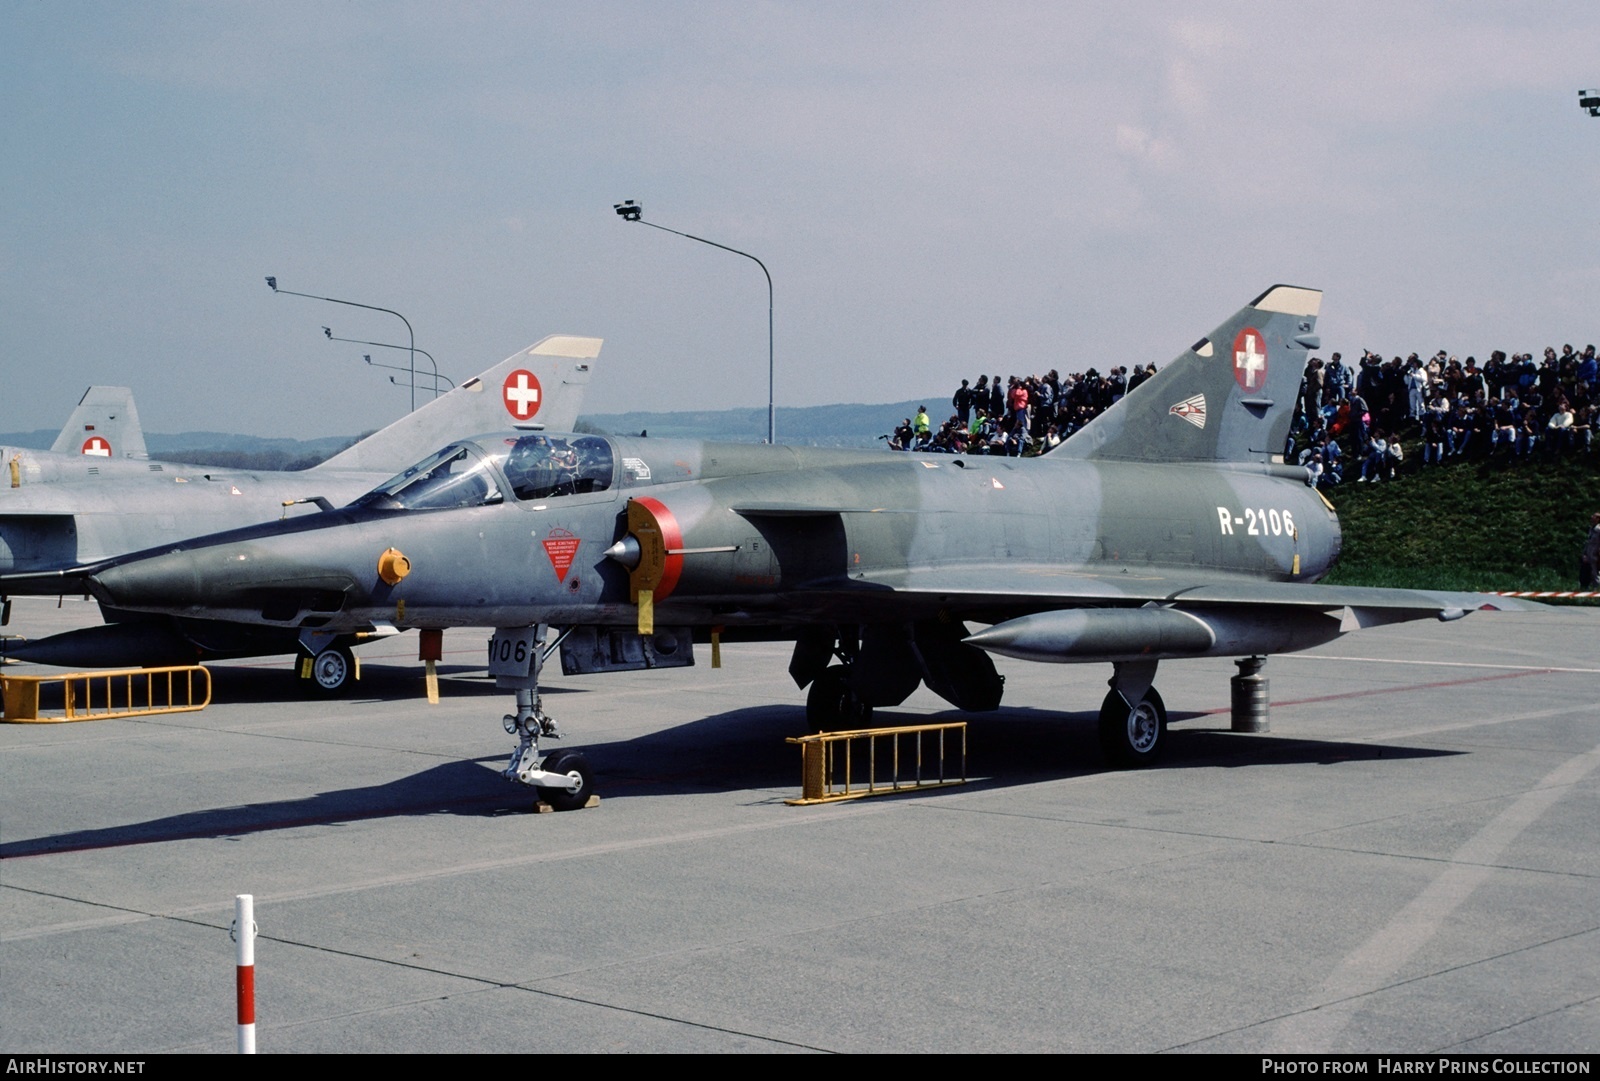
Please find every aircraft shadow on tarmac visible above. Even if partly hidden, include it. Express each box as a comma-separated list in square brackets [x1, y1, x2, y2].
[201, 662, 511, 704]
[1, 705, 1459, 860]
[0, 755, 531, 860]
[600, 704, 1461, 798]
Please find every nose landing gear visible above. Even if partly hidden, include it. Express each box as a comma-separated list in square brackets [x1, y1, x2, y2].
[494, 624, 596, 811]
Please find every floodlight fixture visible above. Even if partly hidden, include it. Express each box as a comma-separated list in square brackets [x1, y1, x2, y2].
[263, 277, 420, 411]
[610, 200, 776, 443]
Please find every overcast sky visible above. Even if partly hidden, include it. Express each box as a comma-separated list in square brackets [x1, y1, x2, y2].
[4, 2, 1598, 439]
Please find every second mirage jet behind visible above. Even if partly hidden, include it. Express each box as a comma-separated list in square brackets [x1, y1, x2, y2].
[72, 286, 1535, 805]
[3, 334, 600, 690]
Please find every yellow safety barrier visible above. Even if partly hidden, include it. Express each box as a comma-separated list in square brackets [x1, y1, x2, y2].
[786, 721, 967, 805]
[1, 666, 211, 723]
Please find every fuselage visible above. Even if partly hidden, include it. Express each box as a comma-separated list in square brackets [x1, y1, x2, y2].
[86, 432, 1342, 635]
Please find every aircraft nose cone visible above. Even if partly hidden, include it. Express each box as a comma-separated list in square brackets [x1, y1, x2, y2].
[92, 550, 207, 611]
[91, 543, 362, 621]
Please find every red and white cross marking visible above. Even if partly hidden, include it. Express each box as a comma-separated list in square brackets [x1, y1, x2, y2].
[503, 369, 543, 420]
[1233, 327, 1267, 391]
[81, 436, 112, 457]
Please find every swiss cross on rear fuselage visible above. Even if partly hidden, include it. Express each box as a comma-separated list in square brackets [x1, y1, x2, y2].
[503, 369, 542, 420]
[1233, 328, 1267, 391]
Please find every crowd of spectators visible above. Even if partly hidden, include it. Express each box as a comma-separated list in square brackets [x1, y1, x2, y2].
[1295, 346, 1598, 487]
[884, 366, 1158, 456]
[884, 343, 1600, 487]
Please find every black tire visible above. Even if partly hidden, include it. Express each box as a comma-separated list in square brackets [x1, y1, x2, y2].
[305, 645, 355, 696]
[537, 749, 593, 812]
[1098, 686, 1167, 768]
[805, 664, 874, 732]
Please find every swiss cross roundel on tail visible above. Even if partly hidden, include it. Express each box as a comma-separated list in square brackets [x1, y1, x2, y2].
[81, 436, 112, 457]
[503, 369, 543, 420]
[1232, 327, 1267, 391]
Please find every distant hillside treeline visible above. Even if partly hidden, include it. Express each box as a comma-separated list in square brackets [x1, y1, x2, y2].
[0, 429, 364, 472]
[576, 400, 926, 445]
[1, 400, 928, 464]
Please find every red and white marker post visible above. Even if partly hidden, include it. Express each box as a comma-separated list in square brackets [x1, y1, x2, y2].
[235, 893, 256, 1054]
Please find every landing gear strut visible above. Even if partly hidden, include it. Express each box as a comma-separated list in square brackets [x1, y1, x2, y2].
[1098, 659, 1167, 768]
[495, 624, 593, 810]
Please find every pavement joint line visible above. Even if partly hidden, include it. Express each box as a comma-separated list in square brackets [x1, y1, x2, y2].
[221, 977, 835, 1054]
[158, 984, 513, 1053]
[1287, 654, 1600, 674]
[908, 801, 1600, 879]
[225, 928, 838, 1053]
[1196, 667, 1557, 717]
[1432, 989, 1600, 1053]
[1254, 751, 1600, 844]
[1352, 701, 1600, 745]
[1267, 739, 1600, 1051]
[5, 881, 835, 1053]
[0, 804, 889, 938]
[1261, 839, 1600, 880]
[495, 985, 836, 1053]
[1159, 923, 1600, 1054]
[473, 869, 1091, 993]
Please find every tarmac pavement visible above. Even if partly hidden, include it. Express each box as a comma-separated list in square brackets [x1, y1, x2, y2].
[2, 596, 1595, 1053]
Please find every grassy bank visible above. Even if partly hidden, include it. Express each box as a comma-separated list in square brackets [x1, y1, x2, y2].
[1321, 454, 1600, 592]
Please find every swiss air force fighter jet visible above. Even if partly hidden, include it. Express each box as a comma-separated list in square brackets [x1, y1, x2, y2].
[2, 335, 600, 690]
[68, 287, 1534, 806]
[2, 385, 151, 484]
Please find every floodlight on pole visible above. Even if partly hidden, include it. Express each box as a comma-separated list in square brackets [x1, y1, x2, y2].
[324, 328, 452, 396]
[612, 201, 776, 444]
[265, 277, 419, 412]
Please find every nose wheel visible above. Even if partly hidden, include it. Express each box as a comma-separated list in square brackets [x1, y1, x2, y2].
[536, 749, 594, 812]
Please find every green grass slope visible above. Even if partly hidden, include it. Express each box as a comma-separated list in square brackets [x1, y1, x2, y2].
[1322, 456, 1600, 592]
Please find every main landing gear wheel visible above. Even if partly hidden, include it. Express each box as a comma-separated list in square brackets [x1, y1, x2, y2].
[1098, 686, 1167, 769]
[806, 664, 874, 731]
[306, 644, 355, 696]
[537, 749, 593, 812]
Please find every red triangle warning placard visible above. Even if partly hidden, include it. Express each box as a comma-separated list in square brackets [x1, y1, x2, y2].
[542, 528, 580, 582]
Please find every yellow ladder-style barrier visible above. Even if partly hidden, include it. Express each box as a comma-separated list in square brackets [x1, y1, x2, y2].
[787, 722, 967, 805]
[1, 666, 212, 723]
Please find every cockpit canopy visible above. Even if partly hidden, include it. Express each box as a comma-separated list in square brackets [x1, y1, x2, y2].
[353, 434, 615, 512]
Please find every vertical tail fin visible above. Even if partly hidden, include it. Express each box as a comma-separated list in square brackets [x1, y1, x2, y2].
[49, 387, 148, 460]
[315, 334, 601, 473]
[1060, 285, 1321, 464]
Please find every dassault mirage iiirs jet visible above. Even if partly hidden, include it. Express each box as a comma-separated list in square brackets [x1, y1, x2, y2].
[72, 286, 1535, 808]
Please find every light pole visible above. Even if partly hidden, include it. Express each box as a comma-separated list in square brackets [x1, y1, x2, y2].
[265, 277, 419, 412]
[612, 201, 775, 444]
[323, 327, 452, 396]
